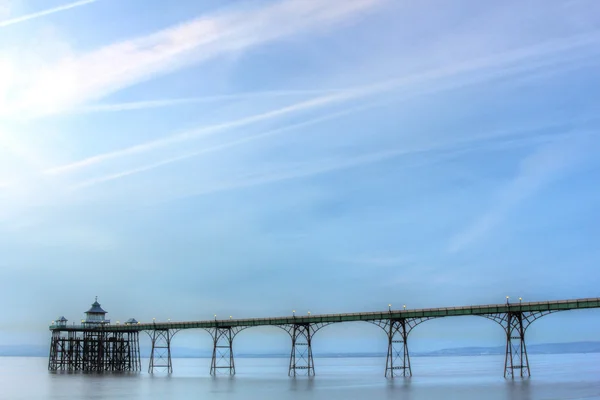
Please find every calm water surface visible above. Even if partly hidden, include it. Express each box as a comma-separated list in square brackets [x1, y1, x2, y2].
[1, 354, 599, 399]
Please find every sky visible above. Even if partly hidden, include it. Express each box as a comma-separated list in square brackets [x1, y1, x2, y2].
[1, 0, 600, 355]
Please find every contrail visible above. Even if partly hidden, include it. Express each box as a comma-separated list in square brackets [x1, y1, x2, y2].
[74, 89, 346, 113]
[43, 30, 600, 176]
[70, 101, 386, 189]
[0, 0, 97, 28]
[43, 90, 363, 176]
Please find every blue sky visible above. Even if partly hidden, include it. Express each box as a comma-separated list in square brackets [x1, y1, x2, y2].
[1, 0, 599, 354]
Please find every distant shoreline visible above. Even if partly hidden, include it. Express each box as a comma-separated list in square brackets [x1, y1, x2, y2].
[3, 341, 600, 358]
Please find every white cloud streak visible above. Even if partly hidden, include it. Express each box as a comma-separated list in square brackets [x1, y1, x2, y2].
[72, 103, 598, 190]
[44, 90, 365, 175]
[447, 132, 598, 253]
[160, 138, 544, 200]
[184, 132, 598, 206]
[44, 29, 600, 177]
[5, 0, 381, 117]
[0, 0, 96, 28]
[70, 101, 388, 189]
[93, 129, 591, 205]
[74, 89, 346, 113]
[66, 30, 600, 115]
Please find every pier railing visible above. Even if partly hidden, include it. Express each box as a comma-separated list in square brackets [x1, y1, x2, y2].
[49, 297, 600, 331]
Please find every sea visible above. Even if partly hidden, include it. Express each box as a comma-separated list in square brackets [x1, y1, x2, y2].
[1, 354, 599, 400]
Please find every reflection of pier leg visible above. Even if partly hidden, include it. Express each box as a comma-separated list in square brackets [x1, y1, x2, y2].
[148, 329, 173, 374]
[288, 324, 315, 377]
[386, 319, 411, 378]
[210, 327, 238, 376]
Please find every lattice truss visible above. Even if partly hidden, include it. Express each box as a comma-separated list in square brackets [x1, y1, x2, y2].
[147, 329, 179, 374]
[49, 330, 141, 372]
[278, 322, 332, 377]
[482, 311, 555, 378]
[207, 326, 248, 376]
[370, 317, 435, 378]
[48, 331, 83, 371]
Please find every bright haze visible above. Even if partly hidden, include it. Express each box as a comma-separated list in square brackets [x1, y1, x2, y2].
[1, 0, 599, 353]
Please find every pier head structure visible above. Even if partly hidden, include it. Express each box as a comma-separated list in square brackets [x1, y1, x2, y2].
[49, 297, 600, 378]
[48, 299, 141, 372]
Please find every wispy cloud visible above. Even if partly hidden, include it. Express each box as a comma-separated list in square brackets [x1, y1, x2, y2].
[70, 101, 386, 189]
[71, 104, 597, 190]
[4, 0, 381, 117]
[176, 131, 596, 200]
[44, 90, 367, 175]
[74, 89, 346, 113]
[447, 132, 599, 253]
[43, 30, 600, 177]
[68, 29, 600, 116]
[86, 128, 589, 206]
[76, 143, 441, 197]
[70, 48, 600, 114]
[0, 0, 96, 28]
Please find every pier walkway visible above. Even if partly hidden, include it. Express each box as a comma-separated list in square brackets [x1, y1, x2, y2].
[49, 297, 600, 378]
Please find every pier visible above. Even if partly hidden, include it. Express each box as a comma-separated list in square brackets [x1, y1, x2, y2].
[49, 297, 600, 378]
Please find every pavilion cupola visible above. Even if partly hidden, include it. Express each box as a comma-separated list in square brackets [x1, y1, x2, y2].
[84, 297, 110, 325]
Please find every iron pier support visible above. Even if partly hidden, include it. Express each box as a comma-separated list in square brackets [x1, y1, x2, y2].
[130, 331, 142, 372]
[82, 330, 105, 372]
[48, 331, 62, 371]
[386, 319, 410, 377]
[148, 329, 176, 374]
[209, 326, 245, 376]
[484, 310, 553, 378]
[505, 312, 529, 378]
[289, 323, 314, 377]
[371, 317, 433, 378]
[48, 330, 140, 372]
[280, 322, 330, 377]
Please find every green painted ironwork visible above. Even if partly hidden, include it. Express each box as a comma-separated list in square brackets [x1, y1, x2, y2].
[49, 297, 600, 332]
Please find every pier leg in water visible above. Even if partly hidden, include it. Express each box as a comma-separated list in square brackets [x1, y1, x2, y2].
[371, 317, 432, 378]
[483, 309, 554, 378]
[115, 331, 141, 372]
[289, 323, 314, 377]
[386, 319, 411, 377]
[280, 322, 330, 377]
[130, 331, 142, 372]
[209, 326, 246, 376]
[48, 331, 61, 371]
[48, 329, 140, 372]
[148, 329, 176, 374]
[505, 312, 529, 378]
